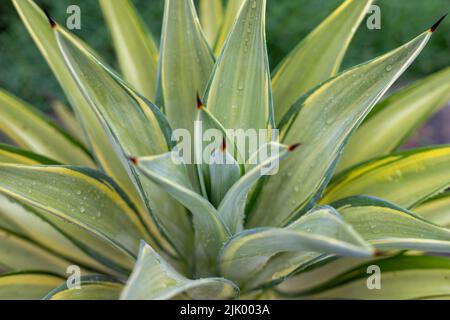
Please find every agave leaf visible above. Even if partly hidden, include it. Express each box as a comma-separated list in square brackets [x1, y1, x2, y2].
[0, 272, 64, 300]
[12, 0, 176, 254]
[121, 242, 239, 300]
[158, 0, 215, 195]
[415, 192, 450, 227]
[0, 164, 147, 264]
[0, 200, 23, 234]
[158, 0, 214, 133]
[333, 196, 450, 252]
[248, 28, 433, 228]
[194, 103, 226, 198]
[0, 227, 72, 275]
[200, 0, 224, 46]
[250, 193, 450, 290]
[219, 206, 373, 286]
[322, 147, 450, 209]
[218, 142, 292, 234]
[45, 275, 123, 300]
[337, 67, 450, 172]
[195, 105, 245, 194]
[0, 89, 93, 167]
[208, 148, 241, 208]
[99, 0, 159, 100]
[245, 252, 329, 291]
[205, 0, 273, 132]
[273, 254, 382, 295]
[281, 255, 450, 299]
[0, 143, 58, 165]
[51, 100, 85, 142]
[12, 0, 127, 181]
[272, 0, 373, 122]
[214, 0, 245, 55]
[0, 194, 131, 276]
[0, 145, 134, 275]
[133, 152, 229, 276]
[53, 18, 195, 260]
[53, 28, 170, 161]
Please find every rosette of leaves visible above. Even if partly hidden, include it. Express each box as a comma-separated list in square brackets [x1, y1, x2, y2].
[0, 0, 449, 300]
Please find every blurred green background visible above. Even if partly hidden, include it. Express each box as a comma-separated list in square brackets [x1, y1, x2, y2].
[0, 0, 449, 117]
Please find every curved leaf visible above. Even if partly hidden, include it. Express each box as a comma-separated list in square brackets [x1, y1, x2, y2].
[100, 0, 159, 100]
[133, 153, 229, 276]
[0, 164, 147, 263]
[54, 18, 194, 260]
[415, 192, 450, 228]
[0, 227, 71, 275]
[281, 255, 450, 300]
[274, 255, 380, 295]
[338, 67, 450, 172]
[0, 195, 130, 276]
[333, 196, 450, 253]
[195, 105, 246, 195]
[0, 89, 93, 167]
[248, 29, 433, 228]
[219, 206, 373, 286]
[121, 242, 239, 300]
[208, 148, 241, 208]
[12, 0, 137, 192]
[158, 0, 214, 134]
[205, 0, 273, 132]
[323, 147, 450, 209]
[272, 0, 373, 122]
[240, 193, 450, 291]
[12, 0, 175, 255]
[0, 145, 133, 275]
[0, 272, 64, 300]
[218, 142, 292, 234]
[45, 275, 123, 300]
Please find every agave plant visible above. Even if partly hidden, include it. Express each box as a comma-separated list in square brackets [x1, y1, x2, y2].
[0, 0, 449, 300]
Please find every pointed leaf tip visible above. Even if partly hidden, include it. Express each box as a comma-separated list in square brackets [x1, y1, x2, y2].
[288, 143, 302, 152]
[374, 250, 386, 257]
[197, 93, 204, 109]
[43, 8, 56, 28]
[430, 13, 448, 32]
[220, 137, 227, 152]
[128, 156, 138, 165]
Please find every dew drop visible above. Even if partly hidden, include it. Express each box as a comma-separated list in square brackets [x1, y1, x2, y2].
[385, 65, 392, 72]
[80, 206, 86, 213]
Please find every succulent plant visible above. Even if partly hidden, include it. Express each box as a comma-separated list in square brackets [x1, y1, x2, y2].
[0, 0, 449, 300]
